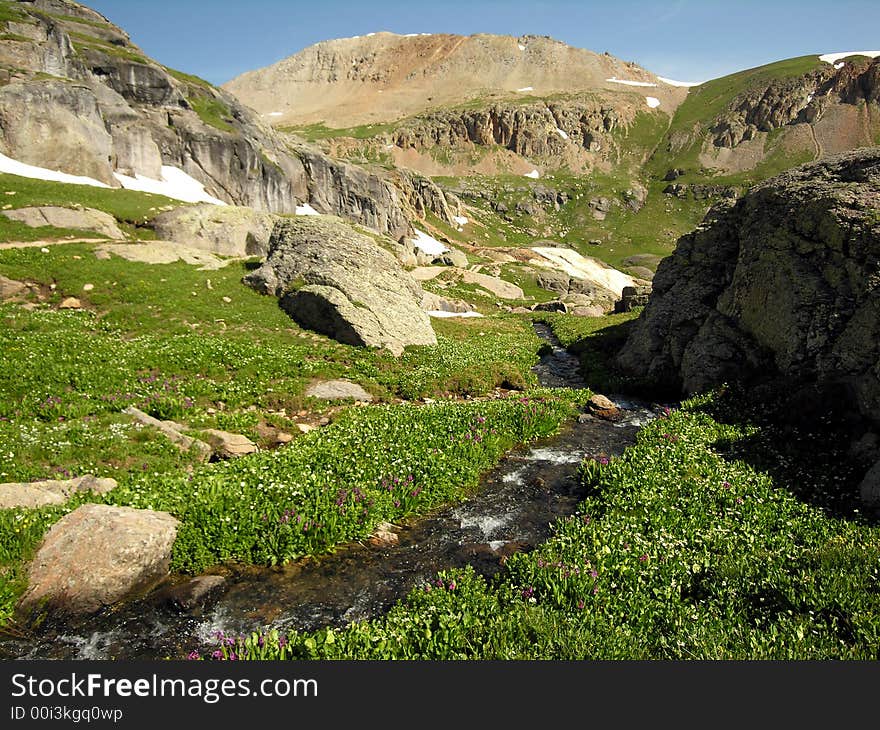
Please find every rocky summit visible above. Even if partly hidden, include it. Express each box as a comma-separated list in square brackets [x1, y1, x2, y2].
[243, 216, 437, 355]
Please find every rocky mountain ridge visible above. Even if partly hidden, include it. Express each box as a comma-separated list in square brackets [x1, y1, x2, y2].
[0, 0, 462, 240]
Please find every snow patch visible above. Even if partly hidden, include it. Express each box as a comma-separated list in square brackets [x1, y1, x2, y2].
[819, 51, 880, 64]
[646, 96, 661, 108]
[114, 166, 227, 206]
[295, 203, 320, 216]
[555, 127, 569, 140]
[426, 310, 484, 319]
[657, 76, 702, 87]
[518, 44, 526, 51]
[834, 62, 845, 69]
[517, 86, 533, 92]
[0, 152, 110, 188]
[411, 229, 449, 256]
[531, 246, 635, 297]
[606, 77, 657, 87]
[524, 169, 541, 179]
[266, 112, 283, 117]
[453, 215, 468, 226]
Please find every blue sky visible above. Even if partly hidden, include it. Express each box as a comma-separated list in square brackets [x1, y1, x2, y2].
[86, 0, 880, 85]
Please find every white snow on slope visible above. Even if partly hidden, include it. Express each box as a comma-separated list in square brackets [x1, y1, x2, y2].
[114, 166, 227, 206]
[524, 169, 541, 179]
[658, 76, 702, 87]
[411, 229, 449, 256]
[266, 112, 283, 117]
[453, 215, 468, 226]
[819, 51, 880, 64]
[295, 203, 320, 216]
[426, 310, 484, 319]
[555, 127, 569, 140]
[518, 44, 526, 51]
[646, 96, 661, 108]
[606, 77, 657, 87]
[0, 153, 110, 187]
[517, 86, 533, 92]
[531, 247, 635, 297]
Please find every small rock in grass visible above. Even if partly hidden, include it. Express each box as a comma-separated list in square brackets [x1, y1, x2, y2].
[59, 297, 82, 309]
[369, 522, 399, 548]
[275, 431, 293, 443]
[222, 296, 232, 303]
[82, 283, 94, 292]
[295, 423, 314, 434]
[40, 247, 49, 253]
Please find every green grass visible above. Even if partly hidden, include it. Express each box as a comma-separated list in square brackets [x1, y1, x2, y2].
[218, 393, 880, 660]
[69, 33, 149, 65]
[284, 121, 399, 142]
[648, 55, 825, 183]
[186, 93, 236, 134]
[0, 1, 29, 25]
[0, 173, 183, 232]
[0, 240, 574, 622]
[164, 66, 214, 90]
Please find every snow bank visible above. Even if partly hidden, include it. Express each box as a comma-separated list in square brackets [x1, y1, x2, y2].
[606, 77, 657, 87]
[266, 112, 283, 117]
[531, 246, 634, 297]
[453, 215, 468, 226]
[411, 229, 449, 256]
[555, 127, 569, 140]
[426, 310, 484, 319]
[524, 169, 541, 179]
[658, 76, 701, 87]
[295, 203, 320, 216]
[518, 44, 526, 51]
[819, 51, 880, 65]
[517, 86, 533, 92]
[646, 96, 661, 108]
[0, 153, 110, 188]
[114, 166, 227, 206]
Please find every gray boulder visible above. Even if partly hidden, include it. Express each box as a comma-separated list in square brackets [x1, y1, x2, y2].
[18, 504, 179, 617]
[618, 148, 880, 424]
[305, 379, 374, 402]
[150, 204, 277, 257]
[2, 206, 125, 239]
[244, 216, 437, 355]
[0, 474, 117, 509]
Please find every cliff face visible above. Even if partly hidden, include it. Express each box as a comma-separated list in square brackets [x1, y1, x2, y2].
[0, 0, 455, 239]
[618, 149, 879, 417]
[710, 57, 880, 149]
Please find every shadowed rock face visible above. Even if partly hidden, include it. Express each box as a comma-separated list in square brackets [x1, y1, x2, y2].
[618, 149, 880, 496]
[618, 149, 880, 420]
[243, 217, 437, 355]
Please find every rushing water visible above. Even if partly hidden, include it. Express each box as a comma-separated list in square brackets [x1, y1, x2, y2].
[0, 323, 661, 660]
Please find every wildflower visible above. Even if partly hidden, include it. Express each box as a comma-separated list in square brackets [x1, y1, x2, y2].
[521, 586, 535, 600]
[212, 650, 223, 659]
[736, 497, 744, 504]
[590, 570, 598, 579]
[639, 554, 648, 562]
[187, 651, 201, 660]
[577, 600, 585, 610]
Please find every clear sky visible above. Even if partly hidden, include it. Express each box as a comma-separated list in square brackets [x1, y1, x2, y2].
[85, 0, 880, 86]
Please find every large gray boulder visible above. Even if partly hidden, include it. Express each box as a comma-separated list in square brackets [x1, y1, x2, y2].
[2, 206, 125, 239]
[243, 216, 437, 355]
[617, 149, 880, 422]
[18, 504, 179, 618]
[617, 149, 880, 505]
[150, 204, 277, 257]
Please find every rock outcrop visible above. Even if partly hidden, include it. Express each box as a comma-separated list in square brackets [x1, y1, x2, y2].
[0, 1, 433, 239]
[150, 205, 277, 257]
[18, 503, 179, 618]
[2, 206, 125, 239]
[617, 148, 880, 496]
[0, 474, 116, 509]
[243, 217, 437, 355]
